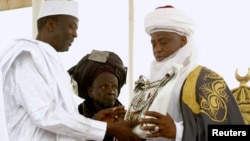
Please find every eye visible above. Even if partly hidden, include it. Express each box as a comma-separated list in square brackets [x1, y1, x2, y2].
[101, 85, 106, 89]
[112, 86, 118, 91]
[70, 23, 78, 30]
[159, 39, 168, 45]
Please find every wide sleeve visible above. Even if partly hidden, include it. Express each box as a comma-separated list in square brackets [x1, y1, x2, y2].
[181, 66, 245, 141]
[13, 51, 106, 140]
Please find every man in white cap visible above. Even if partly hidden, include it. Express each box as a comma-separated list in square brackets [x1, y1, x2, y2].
[125, 5, 245, 141]
[0, 0, 140, 141]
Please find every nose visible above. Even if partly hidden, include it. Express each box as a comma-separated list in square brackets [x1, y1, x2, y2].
[72, 30, 77, 38]
[154, 44, 163, 52]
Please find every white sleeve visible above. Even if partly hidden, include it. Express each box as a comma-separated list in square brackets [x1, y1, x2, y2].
[174, 120, 183, 141]
[13, 51, 106, 140]
[0, 71, 9, 141]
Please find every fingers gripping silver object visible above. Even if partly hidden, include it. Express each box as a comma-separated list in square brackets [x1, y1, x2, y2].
[150, 125, 159, 133]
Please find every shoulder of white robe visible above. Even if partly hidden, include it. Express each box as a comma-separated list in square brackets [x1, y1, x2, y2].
[0, 69, 9, 141]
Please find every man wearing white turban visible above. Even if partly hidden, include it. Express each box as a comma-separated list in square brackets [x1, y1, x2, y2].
[0, 0, 140, 141]
[125, 5, 244, 141]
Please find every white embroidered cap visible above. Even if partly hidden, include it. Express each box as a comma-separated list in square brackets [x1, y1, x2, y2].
[37, 0, 78, 20]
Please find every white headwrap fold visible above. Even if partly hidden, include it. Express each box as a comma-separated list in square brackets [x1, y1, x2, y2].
[144, 5, 198, 82]
[144, 6, 195, 36]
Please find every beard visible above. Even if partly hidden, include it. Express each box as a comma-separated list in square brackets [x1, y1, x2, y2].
[99, 100, 116, 108]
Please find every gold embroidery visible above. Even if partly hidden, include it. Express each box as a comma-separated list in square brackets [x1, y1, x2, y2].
[183, 66, 228, 122]
[203, 69, 221, 80]
[199, 80, 228, 122]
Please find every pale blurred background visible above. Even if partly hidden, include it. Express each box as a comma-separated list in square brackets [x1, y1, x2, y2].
[1, 0, 250, 108]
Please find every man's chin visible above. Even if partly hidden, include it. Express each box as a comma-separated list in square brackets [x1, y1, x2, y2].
[57, 47, 69, 52]
[101, 102, 116, 108]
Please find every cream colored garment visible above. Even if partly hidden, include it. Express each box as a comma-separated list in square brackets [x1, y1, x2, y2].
[0, 39, 106, 141]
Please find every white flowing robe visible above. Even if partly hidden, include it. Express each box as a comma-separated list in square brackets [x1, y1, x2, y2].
[0, 39, 106, 141]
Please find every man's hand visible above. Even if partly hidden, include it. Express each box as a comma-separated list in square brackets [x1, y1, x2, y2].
[92, 106, 126, 122]
[139, 111, 176, 139]
[106, 120, 141, 141]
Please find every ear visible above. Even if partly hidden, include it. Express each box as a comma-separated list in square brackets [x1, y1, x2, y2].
[87, 87, 93, 98]
[45, 19, 56, 32]
[180, 36, 187, 47]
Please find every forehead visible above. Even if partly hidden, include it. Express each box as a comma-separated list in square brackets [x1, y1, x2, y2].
[151, 31, 179, 39]
[58, 15, 78, 23]
[94, 72, 118, 82]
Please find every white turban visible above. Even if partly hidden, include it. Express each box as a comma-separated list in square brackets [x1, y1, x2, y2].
[145, 5, 198, 83]
[144, 5, 195, 36]
[38, 0, 78, 20]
